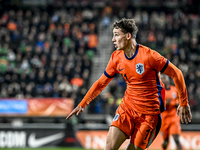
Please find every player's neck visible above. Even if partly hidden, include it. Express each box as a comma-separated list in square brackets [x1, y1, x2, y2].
[124, 39, 137, 58]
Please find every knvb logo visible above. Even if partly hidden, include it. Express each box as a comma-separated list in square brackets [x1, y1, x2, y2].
[136, 63, 144, 75]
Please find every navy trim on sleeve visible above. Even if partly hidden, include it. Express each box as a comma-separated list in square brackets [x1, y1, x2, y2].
[160, 60, 169, 73]
[104, 70, 115, 78]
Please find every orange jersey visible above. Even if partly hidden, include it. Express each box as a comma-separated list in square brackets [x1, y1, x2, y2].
[104, 44, 167, 115]
[160, 85, 181, 138]
[78, 44, 188, 114]
[161, 85, 180, 120]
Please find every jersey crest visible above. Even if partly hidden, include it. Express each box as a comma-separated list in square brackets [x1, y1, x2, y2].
[136, 63, 145, 75]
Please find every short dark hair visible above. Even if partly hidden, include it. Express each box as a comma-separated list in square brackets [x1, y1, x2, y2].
[112, 18, 138, 39]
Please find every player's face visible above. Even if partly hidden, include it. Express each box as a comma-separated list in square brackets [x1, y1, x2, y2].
[112, 28, 128, 50]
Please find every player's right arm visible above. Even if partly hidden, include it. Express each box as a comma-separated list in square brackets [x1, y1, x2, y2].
[78, 50, 117, 109]
[66, 73, 113, 120]
[78, 73, 113, 108]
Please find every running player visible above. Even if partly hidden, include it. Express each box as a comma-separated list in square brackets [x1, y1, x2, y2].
[160, 75, 183, 150]
[66, 18, 192, 150]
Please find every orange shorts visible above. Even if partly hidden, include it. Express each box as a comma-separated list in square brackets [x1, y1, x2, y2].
[111, 104, 161, 149]
[160, 118, 181, 139]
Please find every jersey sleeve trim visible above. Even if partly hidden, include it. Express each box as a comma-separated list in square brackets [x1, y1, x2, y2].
[104, 70, 115, 78]
[160, 59, 169, 73]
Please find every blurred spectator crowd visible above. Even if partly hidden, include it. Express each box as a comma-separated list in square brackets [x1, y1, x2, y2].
[0, 0, 200, 115]
[0, 4, 98, 107]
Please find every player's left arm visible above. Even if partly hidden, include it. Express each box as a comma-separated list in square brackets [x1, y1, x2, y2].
[148, 50, 192, 124]
[162, 62, 192, 124]
[175, 91, 179, 108]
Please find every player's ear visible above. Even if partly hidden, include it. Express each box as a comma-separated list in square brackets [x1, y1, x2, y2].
[126, 33, 132, 40]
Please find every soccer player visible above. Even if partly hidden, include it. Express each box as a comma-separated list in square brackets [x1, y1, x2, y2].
[66, 18, 192, 150]
[160, 74, 183, 150]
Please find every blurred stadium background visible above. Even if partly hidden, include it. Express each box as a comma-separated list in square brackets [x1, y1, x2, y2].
[0, 0, 200, 149]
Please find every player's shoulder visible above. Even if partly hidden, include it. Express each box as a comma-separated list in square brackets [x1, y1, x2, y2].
[138, 44, 151, 52]
[138, 44, 155, 56]
[137, 44, 155, 60]
[112, 50, 123, 55]
[108, 50, 123, 64]
[140, 44, 163, 59]
[110, 50, 123, 59]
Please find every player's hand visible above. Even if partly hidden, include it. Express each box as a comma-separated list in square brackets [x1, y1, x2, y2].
[66, 106, 84, 120]
[177, 105, 192, 124]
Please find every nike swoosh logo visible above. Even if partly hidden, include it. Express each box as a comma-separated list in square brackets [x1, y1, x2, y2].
[28, 132, 64, 148]
[119, 68, 124, 71]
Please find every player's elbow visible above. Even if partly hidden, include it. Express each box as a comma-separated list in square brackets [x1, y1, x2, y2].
[172, 67, 184, 82]
[176, 68, 183, 78]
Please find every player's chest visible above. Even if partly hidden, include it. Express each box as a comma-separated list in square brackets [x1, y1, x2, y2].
[116, 57, 154, 81]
